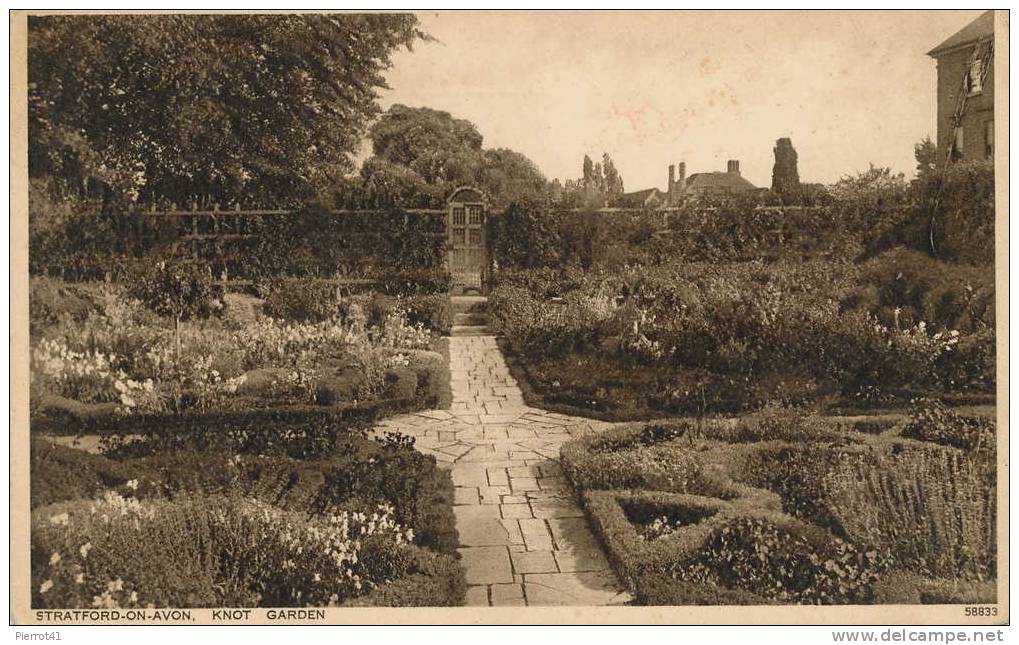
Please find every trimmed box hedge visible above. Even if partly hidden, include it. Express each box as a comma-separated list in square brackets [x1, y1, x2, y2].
[342, 547, 466, 607]
[581, 489, 885, 605]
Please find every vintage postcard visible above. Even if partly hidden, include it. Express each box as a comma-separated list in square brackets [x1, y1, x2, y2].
[8, 9, 1009, 627]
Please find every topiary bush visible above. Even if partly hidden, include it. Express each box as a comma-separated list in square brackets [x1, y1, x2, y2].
[403, 294, 454, 335]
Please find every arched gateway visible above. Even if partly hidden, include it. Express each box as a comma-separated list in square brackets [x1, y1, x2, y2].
[446, 186, 488, 294]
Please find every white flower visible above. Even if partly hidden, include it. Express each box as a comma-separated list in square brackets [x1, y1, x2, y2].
[126, 479, 139, 491]
[75, 573, 84, 584]
[80, 542, 92, 558]
[49, 552, 61, 565]
[39, 580, 53, 594]
[49, 513, 69, 526]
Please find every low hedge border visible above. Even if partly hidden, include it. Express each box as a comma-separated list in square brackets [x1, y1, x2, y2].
[870, 572, 996, 605]
[342, 546, 466, 607]
[581, 489, 860, 604]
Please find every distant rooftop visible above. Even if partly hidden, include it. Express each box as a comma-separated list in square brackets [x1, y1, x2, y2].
[685, 171, 757, 192]
[927, 10, 994, 57]
[612, 187, 663, 207]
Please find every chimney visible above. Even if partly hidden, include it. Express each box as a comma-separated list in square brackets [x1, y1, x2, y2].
[727, 160, 740, 175]
[678, 161, 686, 187]
[668, 164, 675, 193]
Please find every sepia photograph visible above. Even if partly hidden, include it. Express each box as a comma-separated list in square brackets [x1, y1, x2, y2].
[8, 8, 1008, 627]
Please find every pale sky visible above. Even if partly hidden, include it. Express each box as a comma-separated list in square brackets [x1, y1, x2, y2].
[372, 10, 987, 191]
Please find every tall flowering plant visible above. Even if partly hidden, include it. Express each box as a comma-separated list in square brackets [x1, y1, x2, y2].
[32, 493, 418, 608]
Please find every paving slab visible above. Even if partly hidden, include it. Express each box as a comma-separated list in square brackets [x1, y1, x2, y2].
[510, 550, 558, 574]
[459, 546, 513, 585]
[523, 571, 633, 606]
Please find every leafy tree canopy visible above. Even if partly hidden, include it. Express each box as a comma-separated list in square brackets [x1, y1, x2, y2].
[28, 14, 425, 207]
[355, 104, 547, 209]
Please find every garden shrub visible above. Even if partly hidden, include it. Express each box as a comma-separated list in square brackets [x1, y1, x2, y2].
[738, 442, 855, 532]
[314, 367, 370, 406]
[488, 199, 563, 269]
[901, 398, 996, 454]
[32, 493, 426, 608]
[718, 404, 844, 443]
[824, 446, 996, 581]
[406, 348, 452, 410]
[384, 365, 419, 401]
[29, 276, 102, 335]
[30, 438, 141, 509]
[402, 294, 453, 335]
[910, 160, 994, 266]
[127, 258, 221, 325]
[849, 247, 994, 332]
[28, 178, 122, 281]
[260, 279, 344, 322]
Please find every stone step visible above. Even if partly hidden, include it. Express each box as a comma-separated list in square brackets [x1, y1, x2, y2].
[451, 325, 492, 336]
[450, 295, 488, 314]
[454, 312, 490, 326]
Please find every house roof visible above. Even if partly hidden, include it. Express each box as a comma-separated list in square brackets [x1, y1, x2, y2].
[612, 187, 663, 207]
[928, 11, 994, 57]
[684, 172, 757, 192]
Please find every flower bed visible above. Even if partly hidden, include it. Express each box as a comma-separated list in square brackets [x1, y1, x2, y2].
[29, 278, 451, 424]
[31, 427, 464, 607]
[561, 408, 997, 605]
[32, 493, 463, 608]
[489, 257, 995, 420]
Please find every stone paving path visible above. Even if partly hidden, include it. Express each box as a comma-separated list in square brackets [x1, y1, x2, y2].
[374, 333, 633, 607]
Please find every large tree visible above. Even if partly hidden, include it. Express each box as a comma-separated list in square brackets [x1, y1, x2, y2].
[28, 14, 424, 206]
[357, 104, 547, 209]
[601, 153, 624, 196]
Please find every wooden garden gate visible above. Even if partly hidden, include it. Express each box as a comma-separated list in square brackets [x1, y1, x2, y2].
[446, 187, 488, 294]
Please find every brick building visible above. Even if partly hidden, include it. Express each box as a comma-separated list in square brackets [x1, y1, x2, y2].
[928, 11, 995, 162]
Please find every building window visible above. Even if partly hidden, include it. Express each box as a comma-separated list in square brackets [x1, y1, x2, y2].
[985, 121, 994, 159]
[452, 207, 465, 226]
[469, 228, 482, 247]
[468, 205, 483, 225]
[967, 58, 984, 95]
[452, 227, 465, 244]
